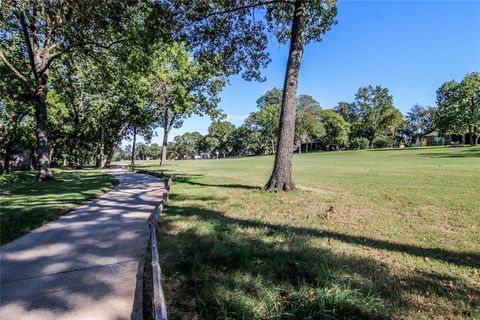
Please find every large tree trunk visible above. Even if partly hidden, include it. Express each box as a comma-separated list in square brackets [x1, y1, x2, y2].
[105, 122, 128, 166]
[160, 126, 170, 167]
[473, 126, 478, 146]
[3, 144, 12, 175]
[131, 126, 136, 167]
[471, 98, 478, 146]
[96, 128, 105, 168]
[160, 111, 175, 167]
[73, 86, 83, 169]
[34, 82, 54, 181]
[264, 0, 306, 192]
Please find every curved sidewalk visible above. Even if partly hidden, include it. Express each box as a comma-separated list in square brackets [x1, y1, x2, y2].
[0, 171, 166, 320]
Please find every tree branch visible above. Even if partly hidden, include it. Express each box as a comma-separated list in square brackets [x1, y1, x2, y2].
[0, 49, 30, 84]
[18, 11, 37, 78]
[41, 38, 127, 74]
[196, 0, 295, 21]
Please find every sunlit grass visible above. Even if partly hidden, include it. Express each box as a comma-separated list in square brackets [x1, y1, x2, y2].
[132, 146, 480, 319]
[0, 170, 115, 244]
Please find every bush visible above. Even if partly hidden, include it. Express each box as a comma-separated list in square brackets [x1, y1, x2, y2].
[373, 136, 394, 148]
[350, 137, 369, 149]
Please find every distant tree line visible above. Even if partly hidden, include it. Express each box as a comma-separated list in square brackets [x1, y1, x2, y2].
[159, 74, 478, 160]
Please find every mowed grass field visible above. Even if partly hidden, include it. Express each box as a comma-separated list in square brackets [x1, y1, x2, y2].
[0, 170, 116, 244]
[129, 146, 480, 319]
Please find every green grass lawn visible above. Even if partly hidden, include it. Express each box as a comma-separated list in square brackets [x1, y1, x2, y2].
[0, 170, 116, 244]
[128, 146, 480, 320]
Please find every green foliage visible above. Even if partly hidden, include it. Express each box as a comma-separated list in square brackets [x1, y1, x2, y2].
[148, 42, 226, 133]
[349, 137, 370, 150]
[171, 132, 204, 159]
[404, 104, 436, 145]
[334, 85, 404, 149]
[204, 121, 236, 156]
[319, 110, 350, 149]
[435, 72, 480, 145]
[435, 80, 464, 135]
[295, 95, 324, 148]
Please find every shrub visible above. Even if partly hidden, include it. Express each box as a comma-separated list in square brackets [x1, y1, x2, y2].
[373, 136, 394, 148]
[350, 137, 369, 149]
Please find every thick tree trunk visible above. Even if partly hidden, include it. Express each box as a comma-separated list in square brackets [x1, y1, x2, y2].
[73, 110, 81, 168]
[34, 83, 54, 181]
[74, 134, 81, 168]
[131, 126, 137, 167]
[73, 87, 83, 169]
[105, 122, 128, 166]
[470, 99, 478, 146]
[264, 0, 306, 192]
[473, 126, 478, 146]
[160, 126, 170, 166]
[160, 111, 176, 167]
[96, 128, 105, 168]
[3, 146, 12, 174]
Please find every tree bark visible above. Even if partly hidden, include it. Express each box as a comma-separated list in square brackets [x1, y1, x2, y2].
[160, 126, 170, 166]
[471, 98, 478, 146]
[473, 126, 478, 146]
[131, 126, 137, 167]
[34, 83, 54, 181]
[105, 122, 129, 166]
[73, 86, 83, 169]
[264, 0, 306, 192]
[96, 128, 105, 168]
[3, 144, 12, 174]
[160, 111, 176, 167]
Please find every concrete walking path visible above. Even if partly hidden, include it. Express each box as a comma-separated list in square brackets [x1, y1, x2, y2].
[0, 171, 166, 320]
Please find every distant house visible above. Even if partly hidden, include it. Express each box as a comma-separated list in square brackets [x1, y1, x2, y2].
[425, 131, 444, 146]
[193, 152, 211, 160]
[425, 131, 479, 146]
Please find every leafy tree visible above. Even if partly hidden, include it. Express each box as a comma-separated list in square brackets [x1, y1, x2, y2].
[460, 72, 480, 146]
[405, 104, 436, 145]
[256, 87, 283, 108]
[434, 80, 464, 138]
[205, 121, 236, 157]
[353, 85, 402, 148]
[263, 0, 337, 191]
[172, 132, 203, 159]
[230, 126, 262, 156]
[335, 101, 358, 123]
[0, 56, 35, 173]
[245, 103, 280, 155]
[335, 101, 361, 147]
[147, 43, 226, 166]
[319, 110, 350, 150]
[179, 1, 337, 191]
[435, 73, 480, 146]
[0, 0, 136, 179]
[295, 94, 324, 153]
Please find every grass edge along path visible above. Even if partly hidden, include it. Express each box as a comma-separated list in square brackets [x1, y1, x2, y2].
[0, 170, 117, 244]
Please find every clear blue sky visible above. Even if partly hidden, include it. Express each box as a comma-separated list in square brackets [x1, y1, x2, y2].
[146, 0, 480, 144]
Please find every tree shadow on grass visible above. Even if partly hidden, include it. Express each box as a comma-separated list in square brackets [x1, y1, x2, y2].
[138, 169, 259, 190]
[158, 203, 479, 319]
[173, 175, 260, 190]
[418, 148, 480, 158]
